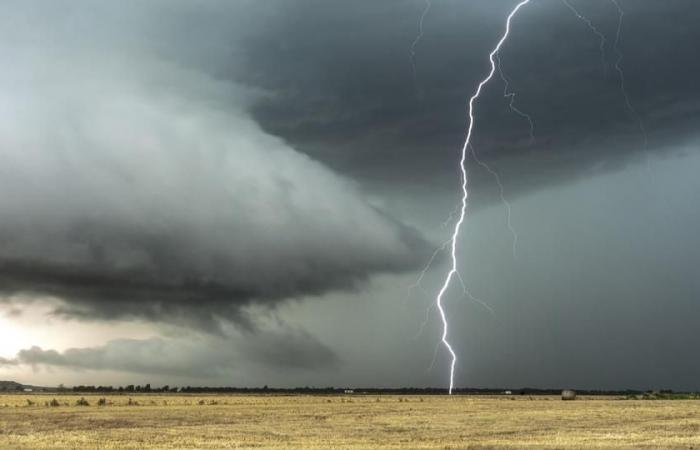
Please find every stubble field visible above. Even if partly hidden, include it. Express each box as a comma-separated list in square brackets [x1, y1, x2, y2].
[1, 394, 700, 449]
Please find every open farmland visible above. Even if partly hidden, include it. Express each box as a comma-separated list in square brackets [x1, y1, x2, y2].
[1, 394, 700, 448]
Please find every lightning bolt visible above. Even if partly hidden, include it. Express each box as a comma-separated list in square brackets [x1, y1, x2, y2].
[410, 0, 432, 94]
[405, 237, 452, 306]
[561, 0, 608, 73]
[469, 144, 518, 260]
[563, 0, 649, 162]
[411, 245, 495, 343]
[434, 0, 532, 395]
[440, 202, 462, 229]
[609, 0, 649, 158]
[496, 53, 535, 145]
[487, 52, 538, 259]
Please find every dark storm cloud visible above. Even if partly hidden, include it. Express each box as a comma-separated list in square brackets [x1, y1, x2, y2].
[6, 0, 694, 199]
[0, 0, 434, 328]
[1, 1, 700, 391]
[228, 0, 700, 196]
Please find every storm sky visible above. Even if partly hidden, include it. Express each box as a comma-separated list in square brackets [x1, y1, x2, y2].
[2, 0, 700, 390]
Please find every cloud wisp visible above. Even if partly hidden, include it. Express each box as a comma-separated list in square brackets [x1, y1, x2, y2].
[5, 324, 338, 378]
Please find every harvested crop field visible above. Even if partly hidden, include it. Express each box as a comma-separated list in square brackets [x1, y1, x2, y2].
[1, 394, 700, 448]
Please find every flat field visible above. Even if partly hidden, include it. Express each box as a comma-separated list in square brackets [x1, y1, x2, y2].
[1, 394, 700, 449]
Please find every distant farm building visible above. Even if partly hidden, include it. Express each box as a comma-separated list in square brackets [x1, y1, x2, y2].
[344, 389, 354, 394]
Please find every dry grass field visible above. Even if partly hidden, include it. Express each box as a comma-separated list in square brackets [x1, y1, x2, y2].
[1, 393, 700, 448]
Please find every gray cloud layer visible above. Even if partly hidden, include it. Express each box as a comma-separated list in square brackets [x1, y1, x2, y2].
[0, 1, 432, 327]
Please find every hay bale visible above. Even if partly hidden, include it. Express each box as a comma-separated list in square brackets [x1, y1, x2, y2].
[561, 389, 577, 401]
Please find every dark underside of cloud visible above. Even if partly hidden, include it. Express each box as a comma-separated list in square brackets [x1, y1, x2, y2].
[0, 213, 429, 329]
[0, 74, 433, 329]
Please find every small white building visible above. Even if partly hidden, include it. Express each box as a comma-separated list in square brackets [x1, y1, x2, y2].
[23, 388, 33, 393]
[344, 389, 354, 394]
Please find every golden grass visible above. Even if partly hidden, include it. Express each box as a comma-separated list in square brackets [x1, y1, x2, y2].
[1, 394, 700, 449]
